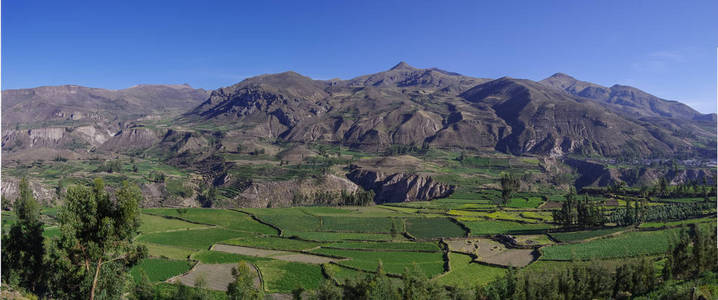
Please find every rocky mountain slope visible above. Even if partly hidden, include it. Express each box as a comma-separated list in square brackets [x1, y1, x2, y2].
[181, 63, 714, 159]
[2, 63, 715, 207]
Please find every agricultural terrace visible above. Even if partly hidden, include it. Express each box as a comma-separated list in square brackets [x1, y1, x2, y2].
[15, 184, 713, 298]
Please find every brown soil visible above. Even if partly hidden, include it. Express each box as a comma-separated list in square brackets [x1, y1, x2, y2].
[447, 238, 536, 267]
[213, 244, 341, 264]
[271, 253, 340, 264]
[172, 263, 260, 291]
[482, 249, 535, 267]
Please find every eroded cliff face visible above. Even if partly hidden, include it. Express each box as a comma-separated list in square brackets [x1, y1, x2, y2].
[346, 166, 454, 203]
[1, 177, 57, 207]
[230, 174, 359, 208]
[566, 158, 716, 189]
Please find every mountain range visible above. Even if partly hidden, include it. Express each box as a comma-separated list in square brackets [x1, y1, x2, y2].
[3, 62, 715, 160]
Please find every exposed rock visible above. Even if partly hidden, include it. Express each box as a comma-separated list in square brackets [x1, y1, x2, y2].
[1, 177, 57, 207]
[230, 174, 359, 208]
[100, 127, 161, 151]
[346, 166, 454, 203]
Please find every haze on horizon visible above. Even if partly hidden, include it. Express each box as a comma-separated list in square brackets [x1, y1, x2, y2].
[2, 0, 717, 113]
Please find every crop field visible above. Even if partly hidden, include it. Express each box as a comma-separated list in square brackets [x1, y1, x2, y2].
[129, 258, 193, 283]
[638, 216, 714, 229]
[243, 208, 321, 232]
[143, 208, 277, 235]
[284, 231, 399, 242]
[136, 228, 254, 250]
[548, 227, 628, 242]
[16, 168, 715, 298]
[310, 248, 446, 277]
[325, 241, 440, 252]
[541, 228, 681, 260]
[220, 235, 322, 251]
[142, 242, 196, 260]
[191, 250, 271, 264]
[460, 219, 554, 235]
[324, 263, 368, 284]
[405, 217, 467, 239]
[507, 197, 544, 208]
[139, 213, 210, 233]
[319, 216, 396, 233]
[254, 260, 325, 293]
[434, 253, 506, 288]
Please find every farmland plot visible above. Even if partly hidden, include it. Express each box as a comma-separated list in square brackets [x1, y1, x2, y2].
[311, 248, 445, 277]
[405, 217, 467, 239]
[541, 228, 681, 260]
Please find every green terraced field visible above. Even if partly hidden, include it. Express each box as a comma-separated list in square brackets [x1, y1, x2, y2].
[311, 248, 445, 277]
[136, 228, 254, 250]
[143, 208, 277, 235]
[548, 227, 628, 242]
[541, 228, 682, 260]
[507, 197, 544, 208]
[129, 258, 193, 283]
[254, 260, 325, 293]
[460, 219, 554, 235]
[405, 217, 467, 239]
[638, 217, 714, 229]
[324, 263, 369, 284]
[284, 231, 399, 242]
[325, 241, 440, 252]
[434, 253, 506, 288]
[191, 250, 271, 264]
[243, 208, 321, 233]
[141, 242, 195, 260]
[220, 236, 322, 251]
[319, 216, 396, 233]
[139, 213, 209, 233]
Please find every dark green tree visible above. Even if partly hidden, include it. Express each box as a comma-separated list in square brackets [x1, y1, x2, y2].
[1, 177, 47, 295]
[49, 178, 146, 300]
[227, 261, 263, 300]
[132, 270, 154, 300]
[500, 173, 520, 206]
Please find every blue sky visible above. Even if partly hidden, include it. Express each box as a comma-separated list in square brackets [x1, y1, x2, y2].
[2, 0, 717, 113]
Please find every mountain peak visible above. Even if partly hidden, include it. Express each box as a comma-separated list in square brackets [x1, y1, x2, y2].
[390, 61, 416, 71]
[548, 72, 576, 80]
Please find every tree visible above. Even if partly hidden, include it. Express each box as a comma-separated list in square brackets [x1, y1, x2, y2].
[1, 177, 47, 295]
[132, 270, 155, 300]
[227, 261, 263, 300]
[500, 173, 520, 206]
[553, 188, 577, 226]
[49, 179, 146, 300]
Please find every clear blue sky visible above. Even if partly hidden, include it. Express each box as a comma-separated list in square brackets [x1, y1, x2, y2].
[3, 0, 717, 113]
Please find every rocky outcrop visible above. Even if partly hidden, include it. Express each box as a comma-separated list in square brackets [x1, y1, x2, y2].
[566, 158, 716, 189]
[100, 127, 161, 151]
[346, 166, 454, 203]
[231, 174, 359, 208]
[1, 177, 57, 207]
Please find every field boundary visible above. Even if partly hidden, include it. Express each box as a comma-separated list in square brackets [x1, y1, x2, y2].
[547, 227, 636, 244]
[448, 217, 471, 238]
[326, 261, 404, 279]
[142, 212, 217, 227]
[164, 261, 200, 284]
[439, 239, 450, 274]
[232, 209, 283, 236]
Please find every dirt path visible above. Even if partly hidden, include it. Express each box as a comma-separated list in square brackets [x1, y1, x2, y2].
[170, 262, 261, 291]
